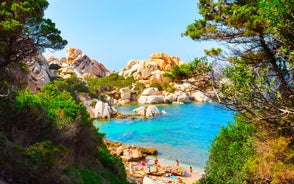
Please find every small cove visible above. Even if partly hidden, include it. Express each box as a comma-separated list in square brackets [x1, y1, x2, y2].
[93, 102, 234, 173]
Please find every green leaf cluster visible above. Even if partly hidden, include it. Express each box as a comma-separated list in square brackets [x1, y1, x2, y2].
[199, 115, 256, 184]
[86, 72, 134, 97]
[187, 0, 294, 183]
[0, 77, 129, 183]
[0, 0, 67, 68]
[163, 57, 211, 81]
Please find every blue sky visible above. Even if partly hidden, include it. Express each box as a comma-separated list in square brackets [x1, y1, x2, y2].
[44, 0, 219, 71]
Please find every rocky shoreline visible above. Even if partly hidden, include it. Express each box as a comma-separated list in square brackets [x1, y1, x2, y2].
[27, 48, 210, 183]
[104, 139, 201, 184]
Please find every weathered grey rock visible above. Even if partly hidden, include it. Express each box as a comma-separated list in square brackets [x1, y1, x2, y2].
[119, 53, 183, 85]
[53, 48, 111, 79]
[162, 166, 186, 176]
[176, 91, 191, 103]
[165, 93, 178, 103]
[118, 99, 131, 105]
[138, 95, 165, 104]
[145, 105, 160, 117]
[133, 68, 152, 80]
[27, 53, 54, 93]
[120, 87, 131, 100]
[72, 55, 109, 77]
[116, 144, 130, 156]
[141, 87, 159, 96]
[174, 82, 194, 92]
[192, 91, 211, 102]
[133, 105, 160, 117]
[122, 147, 144, 161]
[94, 100, 112, 119]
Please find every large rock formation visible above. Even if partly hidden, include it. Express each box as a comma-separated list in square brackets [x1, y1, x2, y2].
[26, 53, 54, 93]
[48, 48, 111, 79]
[119, 52, 184, 86]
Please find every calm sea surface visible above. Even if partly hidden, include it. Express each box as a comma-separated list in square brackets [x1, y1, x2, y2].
[93, 103, 234, 173]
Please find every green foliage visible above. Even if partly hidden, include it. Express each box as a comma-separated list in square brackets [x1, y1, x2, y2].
[38, 84, 90, 126]
[0, 0, 67, 68]
[199, 115, 256, 184]
[150, 82, 163, 91]
[86, 72, 134, 97]
[185, 0, 294, 129]
[260, 0, 294, 61]
[25, 141, 70, 181]
[185, 3, 294, 182]
[161, 82, 176, 93]
[80, 169, 103, 184]
[98, 147, 128, 182]
[0, 79, 130, 183]
[163, 57, 211, 81]
[244, 136, 294, 184]
[133, 81, 146, 92]
[37, 75, 91, 126]
[90, 100, 97, 107]
[0, 136, 71, 183]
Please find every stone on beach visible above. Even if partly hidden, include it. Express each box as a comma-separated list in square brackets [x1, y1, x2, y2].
[133, 105, 160, 117]
[94, 100, 112, 119]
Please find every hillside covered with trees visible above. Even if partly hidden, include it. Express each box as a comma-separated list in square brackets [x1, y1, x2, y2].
[0, 1, 128, 183]
[184, 0, 294, 183]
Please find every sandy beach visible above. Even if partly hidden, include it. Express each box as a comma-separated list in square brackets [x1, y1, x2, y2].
[144, 172, 202, 184]
[126, 157, 202, 184]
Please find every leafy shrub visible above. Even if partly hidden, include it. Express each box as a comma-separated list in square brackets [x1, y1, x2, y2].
[133, 82, 146, 92]
[164, 57, 211, 81]
[90, 100, 97, 107]
[98, 147, 128, 182]
[25, 141, 70, 182]
[150, 82, 163, 91]
[86, 73, 134, 98]
[0, 73, 130, 183]
[80, 169, 103, 184]
[199, 115, 256, 184]
[243, 136, 294, 184]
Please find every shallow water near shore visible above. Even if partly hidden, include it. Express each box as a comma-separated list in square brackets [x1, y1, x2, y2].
[93, 103, 234, 173]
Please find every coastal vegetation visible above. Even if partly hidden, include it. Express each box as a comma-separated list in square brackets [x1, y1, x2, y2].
[163, 57, 211, 81]
[85, 72, 134, 97]
[185, 0, 294, 183]
[1, 0, 293, 183]
[0, 1, 128, 183]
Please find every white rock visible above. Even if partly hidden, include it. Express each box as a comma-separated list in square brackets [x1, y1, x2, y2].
[192, 91, 211, 102]
[145, 105, 160, 117]
[138, 95, 165, 104]
[141, 87, 159, 96]
[133, 105, 160, 117]
[94, 100, 112, 119]
[120, 87, 131, 100]
[165, 93, 178, 103]
[176, 91, 191, 103]
[118, 99, 131, 105]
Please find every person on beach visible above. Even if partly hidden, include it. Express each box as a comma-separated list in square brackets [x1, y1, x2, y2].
[154, 157, 158, 165]
[141, 160, 147, 166]
[190, 166, 193, 177]
[176, 160, 179, 166]
[170, 168, 174, 176]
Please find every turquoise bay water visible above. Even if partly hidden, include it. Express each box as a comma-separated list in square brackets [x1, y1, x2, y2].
[93, 103, 234, 173]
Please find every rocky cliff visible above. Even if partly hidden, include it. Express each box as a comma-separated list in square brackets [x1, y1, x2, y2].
[119, 52, 184, 86]
[48, 48, 111, 79]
